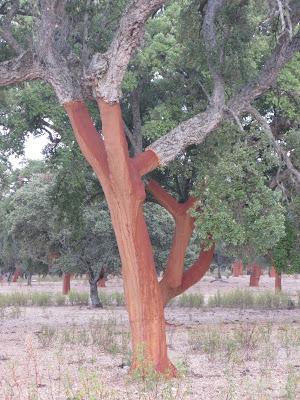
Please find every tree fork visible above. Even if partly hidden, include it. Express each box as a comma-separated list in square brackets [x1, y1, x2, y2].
[147, 180, 214, 306]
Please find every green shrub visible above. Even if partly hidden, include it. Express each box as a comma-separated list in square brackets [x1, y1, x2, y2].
[53, 293, 66, 306]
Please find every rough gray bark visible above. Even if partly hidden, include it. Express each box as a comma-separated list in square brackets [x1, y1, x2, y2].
[89, 278, 102, 308]
[27, 273, 32, 286]
[202, 0, 226, 107]
[0, 51, 43, 86]
[87, 0, 165, 102]
[88, 268, 103, 308]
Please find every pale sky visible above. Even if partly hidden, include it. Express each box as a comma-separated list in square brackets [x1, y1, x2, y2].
[9, 133, 49, 169]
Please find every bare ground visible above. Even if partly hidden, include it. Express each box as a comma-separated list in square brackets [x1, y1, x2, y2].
[0, 274, 300, 400]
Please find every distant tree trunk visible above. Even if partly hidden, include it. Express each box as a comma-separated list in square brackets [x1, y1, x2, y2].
[275, 272, 282, 291]
[249, 265, 262, 287]
[97, 267, 106, 287]
[217, 264, 222, 280]
[87, 268, 103, 308]
[89, 279, 103, 308]
[62, 273, 71, 294]
[232, 260, 243, 277]
[27, 273, 32, 286]
[12, 266, 22, 282]
[269, 266, 276, 277]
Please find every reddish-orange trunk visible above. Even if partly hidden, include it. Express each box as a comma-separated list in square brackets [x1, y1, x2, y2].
[62, 274, 71, 295]
[64, 100, 214, 375]
[147, 180, 214, 306]
[275, 272, 282, 291]
[64, 100, 174, 375]
[249, 265, 262, 287]
[232, 261, 243, 277]
[12, 267, 22, 282]
[97, 278, 106, 287]
[269, 266, 276, 278]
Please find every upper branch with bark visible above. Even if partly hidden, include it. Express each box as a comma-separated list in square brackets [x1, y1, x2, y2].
[0, 50, 43, 86]
[87, 0, 166, 102]
[148, 26, 300, 166]
[202, 0, 226, 107]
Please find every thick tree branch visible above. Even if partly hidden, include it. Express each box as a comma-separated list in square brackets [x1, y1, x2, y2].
[149, 30, 300, 166]
[88, 0, 165, 102]
[0, 50, 42, 86]
[160, 245, 214, 305]
[228, 31, 300, 113]
[202, 0, 226, 107]
[64, 100, 110, 186]
[146, 179, 205, 300]
[82, 0, 92, 66]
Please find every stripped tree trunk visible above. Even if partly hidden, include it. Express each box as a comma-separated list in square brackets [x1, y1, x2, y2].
[232, 261, 243, 277]
[12, 266, 22, 283]
[269, 266, 276, 278]
[146, 180, 214, 307]
[27, 273, 32, 286]
[97, 267, 106, 287]
[249, 265, 262, 287]
[62, 273, 71, 295]
[65, 101, 174, 374]
[275, 272, 282, 291]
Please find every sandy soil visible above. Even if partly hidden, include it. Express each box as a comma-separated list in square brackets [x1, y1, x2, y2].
[0, 275, 300, 400]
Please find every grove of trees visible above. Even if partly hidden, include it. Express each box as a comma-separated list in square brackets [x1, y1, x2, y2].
[0, 0, 299, 374]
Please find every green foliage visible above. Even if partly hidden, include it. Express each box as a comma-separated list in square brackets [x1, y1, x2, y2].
[272, 215, 300, 274]
[193, 124, 286, 259]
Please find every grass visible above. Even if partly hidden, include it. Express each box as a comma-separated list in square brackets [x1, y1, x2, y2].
[0, 290, 125, 308]
[68, 290, 89, 305]
[176, 293, 204, 308]
[207, 289, 295, 309]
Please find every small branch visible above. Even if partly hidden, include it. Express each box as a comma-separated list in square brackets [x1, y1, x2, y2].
[247, 105, 300, 188]
[146, 179, 182, 219]
[225, 107, 244, 132]
[0, 50, 42, 87]
[124, 123, 140, 155]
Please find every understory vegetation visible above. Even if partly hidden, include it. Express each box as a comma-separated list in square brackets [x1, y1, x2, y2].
[1, 312, 300, 399]
[0, 288, 299, 311]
